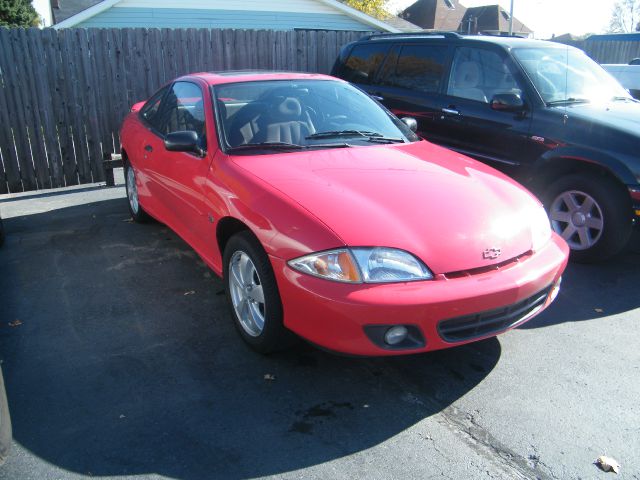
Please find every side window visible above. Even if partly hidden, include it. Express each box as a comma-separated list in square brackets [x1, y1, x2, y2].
[155, 81, 207, 146]
[140, 86, 168, 129]
[448, 47, 523, 103]
[379, 45, 448, 93]
[339, 43, 390, 85]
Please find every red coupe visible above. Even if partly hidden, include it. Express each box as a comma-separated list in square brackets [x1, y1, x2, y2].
[120, 72, 568, 356]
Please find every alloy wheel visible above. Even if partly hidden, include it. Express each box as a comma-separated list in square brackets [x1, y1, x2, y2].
[126, 166, 139, 214]
[228, 251, 266, 337]
[549, 190, 604, 250]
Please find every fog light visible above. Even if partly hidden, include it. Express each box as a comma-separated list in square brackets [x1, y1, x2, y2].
[384, 326, 408, 345]
[549, 277, 562, 303]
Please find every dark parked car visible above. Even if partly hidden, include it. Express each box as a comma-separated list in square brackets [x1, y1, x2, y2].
[332, 33, 640, 262]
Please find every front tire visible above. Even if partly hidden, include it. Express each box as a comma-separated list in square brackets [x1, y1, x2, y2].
[124, 162, 150, 223]
[223, 231, 292, 353]
[544, 173, 632, 262]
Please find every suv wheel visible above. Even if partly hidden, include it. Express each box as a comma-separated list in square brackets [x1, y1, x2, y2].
[544, 173, 632, 262]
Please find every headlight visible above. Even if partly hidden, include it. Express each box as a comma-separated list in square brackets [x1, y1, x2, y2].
[531, 205, 552, 251]
[288, 247, 433, 284]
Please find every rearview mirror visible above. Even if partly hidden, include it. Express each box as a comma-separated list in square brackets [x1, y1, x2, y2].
[490, 93, 525, 112]
[401, 117, 418, 132]
[164, 131, 205, 156]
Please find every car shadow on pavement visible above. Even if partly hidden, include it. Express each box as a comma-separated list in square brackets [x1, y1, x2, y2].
[521, 245, 640, 329]
[0, 198, 501, 480]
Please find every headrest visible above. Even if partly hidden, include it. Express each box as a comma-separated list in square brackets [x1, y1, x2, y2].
[455, 61, 481, 88]
[273, 97, 302, 120]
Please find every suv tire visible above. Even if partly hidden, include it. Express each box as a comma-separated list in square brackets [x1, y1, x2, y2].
[544, 173, 632, 262]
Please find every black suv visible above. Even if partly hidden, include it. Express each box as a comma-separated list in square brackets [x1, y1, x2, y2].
[332, 32, 640, 262]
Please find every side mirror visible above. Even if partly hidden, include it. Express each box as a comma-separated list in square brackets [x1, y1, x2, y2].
[401, 117, 418, 132]
[164, 131, 204, 156]
[490, 93, 525, 112]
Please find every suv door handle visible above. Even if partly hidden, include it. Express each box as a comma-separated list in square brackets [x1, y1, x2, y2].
[441, 108, 460, 115]
[144, 145, 153, 152]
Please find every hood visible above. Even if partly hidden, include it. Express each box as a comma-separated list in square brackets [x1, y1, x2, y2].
[231, 142, 542, 274]
[557, 100, 640, 137]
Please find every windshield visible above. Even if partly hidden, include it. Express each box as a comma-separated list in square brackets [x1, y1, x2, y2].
[213, 79, 418, 152]
[513, 47, 631, 104]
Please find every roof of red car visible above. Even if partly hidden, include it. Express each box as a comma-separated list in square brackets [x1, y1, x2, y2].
[182, 71, 339, 85]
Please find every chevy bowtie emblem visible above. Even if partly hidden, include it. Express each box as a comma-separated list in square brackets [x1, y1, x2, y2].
[483, 248, 502, 260]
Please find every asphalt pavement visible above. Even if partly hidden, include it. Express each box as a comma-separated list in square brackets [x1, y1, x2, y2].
[0, 175, 638, 480]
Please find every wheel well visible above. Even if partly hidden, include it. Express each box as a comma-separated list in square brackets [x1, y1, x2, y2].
[531, 158, 624, 194]
[216, 217, 252, 255]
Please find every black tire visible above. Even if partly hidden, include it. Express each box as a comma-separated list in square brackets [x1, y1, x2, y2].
[544, 173, 632, 263]
[223, 231, 293, 353]
[124, 161, 150, 223]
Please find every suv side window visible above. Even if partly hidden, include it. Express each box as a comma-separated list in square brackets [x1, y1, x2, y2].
[339, 43, 390, 85]
[379, 44, 448, 93]
[448, 47, 522, 103]
[140, 86, 168, 130]
[155, 81, 207, 147]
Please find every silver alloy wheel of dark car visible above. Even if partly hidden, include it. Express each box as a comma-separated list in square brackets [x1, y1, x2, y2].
[228, 250, 266, 337]
[549, 189, 604, 250]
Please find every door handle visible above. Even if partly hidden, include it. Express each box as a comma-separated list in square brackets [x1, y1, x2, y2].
[144, 145, 153, 152]
[441, 108, 460, 115]
[370, 94, 384, 101]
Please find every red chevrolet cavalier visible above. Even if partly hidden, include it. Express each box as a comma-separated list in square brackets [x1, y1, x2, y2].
[120, 72, 568, 356]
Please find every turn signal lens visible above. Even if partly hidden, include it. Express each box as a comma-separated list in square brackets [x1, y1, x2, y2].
[288, 249, 361, 283]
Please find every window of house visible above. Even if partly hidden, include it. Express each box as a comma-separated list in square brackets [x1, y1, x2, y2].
[379, 45, 448, 93]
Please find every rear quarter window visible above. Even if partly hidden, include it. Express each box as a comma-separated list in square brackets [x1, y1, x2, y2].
[338, 43, 390, 85]
[379, 45, 448, 93]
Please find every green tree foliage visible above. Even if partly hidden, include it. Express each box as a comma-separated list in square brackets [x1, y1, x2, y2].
[0, 0, 40, 27]
[608, 0, 640, 33]
[344, 0, 391, 20]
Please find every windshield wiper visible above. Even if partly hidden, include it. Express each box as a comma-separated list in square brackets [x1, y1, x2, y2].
[226, 141, 350, 153]
[612, 95, 636, 102]
[547, 98, 591, 106]
[306, 130, 404, 143]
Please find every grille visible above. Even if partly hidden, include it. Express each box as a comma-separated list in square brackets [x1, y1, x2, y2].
[438, 286, 552, 343]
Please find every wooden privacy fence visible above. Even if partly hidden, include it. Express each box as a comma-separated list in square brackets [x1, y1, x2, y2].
[0, 27, 368, 194]
[584, 40, 640, 64]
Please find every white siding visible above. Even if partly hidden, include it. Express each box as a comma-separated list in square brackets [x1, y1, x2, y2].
[113, 0, 338, 14]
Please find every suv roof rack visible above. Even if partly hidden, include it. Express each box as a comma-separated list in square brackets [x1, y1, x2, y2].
[362, 31, 462, 41]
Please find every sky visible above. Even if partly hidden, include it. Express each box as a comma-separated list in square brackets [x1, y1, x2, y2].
[386, 0, 618, 39]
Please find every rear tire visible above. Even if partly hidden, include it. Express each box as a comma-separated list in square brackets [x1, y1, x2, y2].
[544, 173, 632, 262]
[223, 231, 293, 353]
[124, 162, 150, 223]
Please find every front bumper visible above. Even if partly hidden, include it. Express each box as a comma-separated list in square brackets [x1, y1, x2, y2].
[270, 233, 569, 356]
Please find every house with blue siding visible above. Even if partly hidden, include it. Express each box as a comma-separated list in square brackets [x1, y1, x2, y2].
[52, 0, 402, 31]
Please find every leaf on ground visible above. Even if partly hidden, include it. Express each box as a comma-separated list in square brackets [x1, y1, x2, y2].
[122, 218, 133, 223]
[595, 455, 620, 473]
[264, 374, 276, 381]
[8, 320, 22, 327]
[184, 290, 196, 296]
